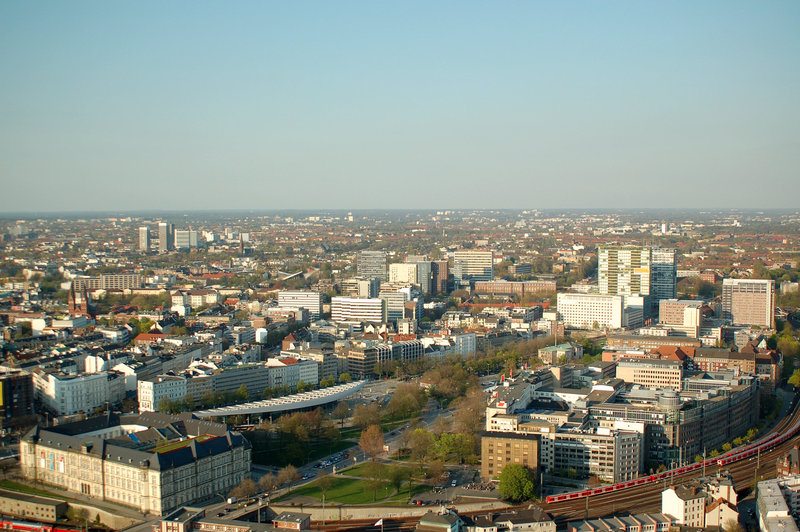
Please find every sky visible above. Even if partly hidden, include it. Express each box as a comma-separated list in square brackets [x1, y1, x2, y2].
[1, 1, 799, 213]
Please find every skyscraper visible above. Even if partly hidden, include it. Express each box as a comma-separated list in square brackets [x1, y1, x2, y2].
[432, 260, 449, 294]
[357, 251, 388, 281]
[453, 250, 494, 284]
[598, 245, 651, 296]
[174, 229, 199, 249]
[408, 261, 432, 294]
[158, 222, 174, 253]
[651, 247, 678, 300]
[722, 278, 775, 328]
[138, 226, 150, 252]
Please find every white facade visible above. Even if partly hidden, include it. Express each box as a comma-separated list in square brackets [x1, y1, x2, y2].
[138, 376, 188, 412]
[174, 229, 199, 249]
[331, 297, 385, 323]
[662, 487, 706, 527]
[557, 292, 625, 329]
[278, 290, 323, 320]
[389, 263, 418, 285]
[266, 358, 319, 389]
[33, 370, 125, 416]
[453, 250, 494, 282]
[598, 245, 651, 296]
[378, 290, 407, 323]
[138, 226, 150, 251]
[722, 278, 775, 328]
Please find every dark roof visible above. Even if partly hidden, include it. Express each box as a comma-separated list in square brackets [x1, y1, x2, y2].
[23, 412, 248, 472]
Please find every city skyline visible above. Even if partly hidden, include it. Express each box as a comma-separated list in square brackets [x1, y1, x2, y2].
[2, 1, 799, 212]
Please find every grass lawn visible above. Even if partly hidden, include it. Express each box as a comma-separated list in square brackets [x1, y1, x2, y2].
[0, 479, 68, 499]
[281, 476, 394, 504]
[340, 462, 412, 478]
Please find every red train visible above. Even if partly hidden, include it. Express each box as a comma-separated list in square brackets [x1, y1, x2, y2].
[545, 412, 799, 504]
[0, 518, 95, 532]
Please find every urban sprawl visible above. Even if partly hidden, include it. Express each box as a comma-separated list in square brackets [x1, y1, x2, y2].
[1, 209, 799, 532]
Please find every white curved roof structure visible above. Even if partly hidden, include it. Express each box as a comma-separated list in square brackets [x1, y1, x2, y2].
[194, 380, 367, 418]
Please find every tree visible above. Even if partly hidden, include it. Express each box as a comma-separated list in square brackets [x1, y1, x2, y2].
[359, 424, 386, 462]
[317, 473, 335, 508]
[386, 382, 425, 419]
[498, 464, 536, 502]
[387, 465, 409, 496]
[157, 397, 178, 414]
[259, 473, 279, 503]
[363, 461, 384, 502]
[229, 478, 257, 499]
[723, 518, 745, 532]
[237, 384, 250, 402]
[277, 464, 299, 489]
[352, 403, 380, 429]
[409, 428, 434, 465]
[332, 401, 351, 428]
[338, 372, 352, 384]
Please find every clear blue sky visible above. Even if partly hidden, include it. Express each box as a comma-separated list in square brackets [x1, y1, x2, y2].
[1, 1, 798, 212]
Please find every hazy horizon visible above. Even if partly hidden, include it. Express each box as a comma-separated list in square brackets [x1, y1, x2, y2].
[2, 2, 799, 212]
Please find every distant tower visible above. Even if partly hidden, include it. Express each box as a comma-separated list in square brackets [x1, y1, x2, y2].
[357, 251, 388, 281]
[239, 235, 244, 255]
[158, 222, 174, 253]
[138, 226, 150, 252]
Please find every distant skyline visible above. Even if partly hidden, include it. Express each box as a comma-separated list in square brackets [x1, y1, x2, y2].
[2, 1, 799, 212]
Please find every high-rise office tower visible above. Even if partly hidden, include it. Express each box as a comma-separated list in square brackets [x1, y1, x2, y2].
[722, 278, 775, 328]
[598, 245, 651, 296]
[138, 226, 150, 252]
[432, 260, 449, 294]
[409, 261, 432, 294]
[453, 251, 494, 283]
[158, 222, 174, 253]
[651, 247, 678, 300]
[174, 229, 199, 249]
[357, 251, 388, 281]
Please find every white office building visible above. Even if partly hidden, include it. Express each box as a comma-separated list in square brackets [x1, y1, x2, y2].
[557, 292, 626, 329]
[278, 290, 323, 320]
[453, 250, 494, 283]
[32, 370, 126, 416]
[138, 375, 188, 412]
[174, 229, 199, 249]
[138, 226, 150, 251]
[331, 297, 385, 323]
[389, 263, 418, 285]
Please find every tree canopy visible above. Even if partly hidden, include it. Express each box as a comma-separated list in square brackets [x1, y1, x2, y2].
[498, 464, 536, 502]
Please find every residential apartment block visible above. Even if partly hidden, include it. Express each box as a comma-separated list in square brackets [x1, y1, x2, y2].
[722, 278, 775, 328]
